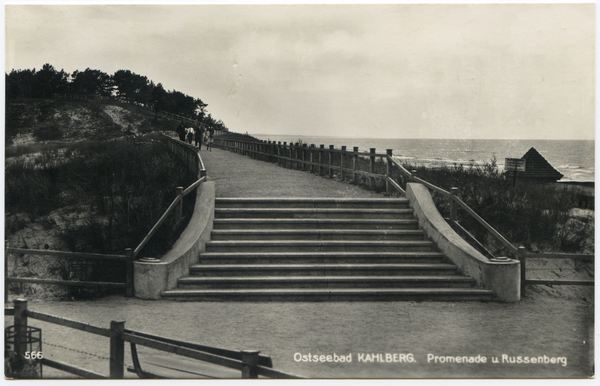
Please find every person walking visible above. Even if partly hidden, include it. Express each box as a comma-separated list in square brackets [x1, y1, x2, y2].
[205, 129, 214, 151]
[195, 126, 204, 148]
[176, 121, 186, 141]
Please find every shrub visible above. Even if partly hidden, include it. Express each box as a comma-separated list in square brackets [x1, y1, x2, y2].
[6, 138, 197, 297]
[33, 125, 63, 141]
[400, 158, 592, 255]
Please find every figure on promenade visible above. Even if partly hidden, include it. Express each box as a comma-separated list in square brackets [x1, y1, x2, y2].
[186, 127, 195, 144]
[176, 121, 186, 141]
[205, 128, 214, 151]
[195, 126, 204, 148]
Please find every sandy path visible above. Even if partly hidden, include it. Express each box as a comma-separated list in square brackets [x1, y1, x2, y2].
[199, 146, 384, 198]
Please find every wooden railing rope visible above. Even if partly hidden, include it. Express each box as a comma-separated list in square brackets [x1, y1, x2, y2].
[5, 299, 302, 379]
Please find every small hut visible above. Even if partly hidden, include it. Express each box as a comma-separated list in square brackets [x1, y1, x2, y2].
[508, 147, 563, 183]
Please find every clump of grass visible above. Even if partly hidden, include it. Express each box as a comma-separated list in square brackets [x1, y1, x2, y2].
[6, 138, 196, 255]
[33, 125, 63, 141]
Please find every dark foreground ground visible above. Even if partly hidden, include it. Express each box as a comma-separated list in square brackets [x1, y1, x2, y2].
[5, 285, 593, 380]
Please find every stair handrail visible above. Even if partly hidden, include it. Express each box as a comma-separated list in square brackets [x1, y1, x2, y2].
[386, 156, 520, 257]
[132, 134, 207, 259]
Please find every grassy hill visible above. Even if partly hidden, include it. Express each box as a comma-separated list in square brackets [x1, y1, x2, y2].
[5, 98, 196, 299]
[6, 98, 180, 146]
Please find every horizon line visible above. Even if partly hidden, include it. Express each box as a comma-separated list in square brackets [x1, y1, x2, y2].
[250, 134, 595, 141]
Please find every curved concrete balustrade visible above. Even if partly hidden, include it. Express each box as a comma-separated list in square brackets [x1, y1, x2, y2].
[405, 183, 520, 302]
[134, 181, 215, 299]
[133, 134, 211, 299]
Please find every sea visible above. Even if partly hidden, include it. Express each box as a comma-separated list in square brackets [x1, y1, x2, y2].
[252, 135, 595, 182]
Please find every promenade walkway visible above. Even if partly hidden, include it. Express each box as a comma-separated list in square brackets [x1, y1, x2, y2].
[199, 147, 384, 198]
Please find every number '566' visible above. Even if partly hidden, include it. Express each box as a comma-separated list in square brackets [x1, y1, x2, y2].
[24, 351, 43, 359]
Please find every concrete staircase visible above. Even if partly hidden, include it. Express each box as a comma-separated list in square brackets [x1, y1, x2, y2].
[161, 198, 495, 301]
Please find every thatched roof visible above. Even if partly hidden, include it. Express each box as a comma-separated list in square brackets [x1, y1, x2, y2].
[519, 147, 563, 181]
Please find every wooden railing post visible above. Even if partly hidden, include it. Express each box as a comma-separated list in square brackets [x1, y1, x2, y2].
[109, 321, 125, 378]
[369, 148, 376, 187]
[267, 141, 272, 162]
[411, 170, 418, 182]
[125, 248, 133, 298]
[14, 298, 28, 357]
[282, 142, 287, 168]
[518, 246, 527, 297]
[386, 149, 393, 194]
[271, 141, 275, 162]
[319, 144, 324, 176]
[308, 143, 315, 173]
[328, 145, 334, 178]
[277, 142, 282, 166]
[353, 147, 359, 184]
[241, 350, 260, 378]
[302, 144, 308, 171]
[341, 146, 347, 181]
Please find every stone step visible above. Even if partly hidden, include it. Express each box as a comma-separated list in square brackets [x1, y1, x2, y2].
[164, 197, 495, 302]
[160, 288, 495, 302]
[212, 218, 419, 230]
[210, 229, 426, 241]
[197, 251, 447, 265]
[215, 197, 410, 209]
[214, 208, 414, 219]
[204, 240, 435, 253]
[189, 263, 459, 276]
[177, 275, 476, 289]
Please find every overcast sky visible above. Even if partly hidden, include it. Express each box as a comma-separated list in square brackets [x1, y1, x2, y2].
[5, 3, 595, 140]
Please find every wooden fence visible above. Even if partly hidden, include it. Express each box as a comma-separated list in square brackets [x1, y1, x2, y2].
[213, 136, 521, 255]
[519, 250, 594, 289]
[213, 135, 594, 294]
[53, 93, 112, 101]
[5, 299, 302, 379]
[5, 134, 207, 299]
[214, 137, 394, 190]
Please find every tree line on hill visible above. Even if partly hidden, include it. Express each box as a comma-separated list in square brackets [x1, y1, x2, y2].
[5, 63, 228, 131]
